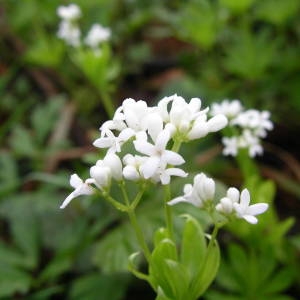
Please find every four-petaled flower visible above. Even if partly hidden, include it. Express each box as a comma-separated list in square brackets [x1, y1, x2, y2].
[134, 129, 185, 180]
[60, 174, 94, 209]
[233, 189, 268, 224]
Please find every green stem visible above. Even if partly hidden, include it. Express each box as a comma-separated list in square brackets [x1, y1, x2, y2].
[100, 91, 115, 119]
[102, 191, 128, 212]
[119, 182, 151, 262]
[164, 185, 175, 241]
[207, 224, 219, 253]
[172, 139, 182, 152]
[127, 208, 151, 262]
[236, 148, 260, 181]
[162, 139, 182, 241]
[131, 183, 147, 210]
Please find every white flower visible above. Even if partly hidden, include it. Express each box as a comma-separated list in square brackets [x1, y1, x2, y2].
[233, 189, 268, 224]
[240, 130, 263, 157]
[93, 127, 134, 153]
[134, 129, 185, 180]
[216, 187, 240, 214]
[60, 174, 94, 209]
[168, 173, 215, 207]
[222, 136, 239, 156]
[222, 130, 263, 157]
[211, 100, 243, 119]
[85, 24, 111, 50]
[156, 94, 227, 141]
[57, 21, 81, 47]
[57, 4, 81, 21]
[122, 154, 147, 181]
[90, 153, 123, 188]
[232, 109, 273, 138]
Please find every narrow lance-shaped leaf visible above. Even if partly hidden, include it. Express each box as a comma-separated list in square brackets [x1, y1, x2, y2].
[180, 215, 206, 278]
[191, 237, 220, 299]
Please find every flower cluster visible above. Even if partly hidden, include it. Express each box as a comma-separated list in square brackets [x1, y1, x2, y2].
[57, 4, 111, 53]
[169, 172, 268, 224]
[60, 94, 228, 209]
[211, 100, 273, 157]
[57, 4, 81, 47]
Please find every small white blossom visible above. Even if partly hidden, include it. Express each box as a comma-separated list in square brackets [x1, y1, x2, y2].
[216, 187, 240, 214]
[57, 20, 81, 47]
[168, 173, 215, 207]
[134, 129, 185, 180]
[57, 4, 81, 21]
[90, 153, 123, 189]
[156, 94, 227, 141]
[240, 130, 263, 157]
[211, 100, 243, 119]
[215, 99, 273, 157]
[222, 136, 239, 156]
[122, 154, 147, 181]
[85, 24, 111, 51]
[93, 127, 135, 153]
[232, 109, 273, 138]
[60, 174, 94, 209]
[216, 187, 268, 224]
[233, 189, 268, 224]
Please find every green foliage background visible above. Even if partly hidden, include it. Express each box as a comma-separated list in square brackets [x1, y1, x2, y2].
[1, 0, 299, 299]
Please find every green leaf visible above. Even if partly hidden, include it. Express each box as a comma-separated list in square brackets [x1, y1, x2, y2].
[93, 193, 166, 273]
[256, 0, 300, 25]
[25, 36, 65, 67]
[154, 227, 170, 247]
[9, 125, 37, 157]
[261, 267, 295, 295]
[31, 95, 65, 144]
[0, 242, 28, 269]
[128, 252, 149, 282]
[191, 238, 220, 298]
[29, 286, 64, 300]
[175, 0, 219, 49]
[72, 45, 119, 92]
[93, 222, 138, 273]
[69, 272, 129, 300]
[10, 212, 40, 269]
[0, 265, 32, 297]
[38, 253, 73, 284]
[180, 216, 206, 278]
[224, 29, 277, 80]
[149, 239, 179, 298]
[267, 217, 295, 245]
[0, 151, 19, 197]
[220, 0, 255, 13]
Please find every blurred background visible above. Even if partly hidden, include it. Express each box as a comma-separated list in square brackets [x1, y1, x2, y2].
[0, 0, 300, 299]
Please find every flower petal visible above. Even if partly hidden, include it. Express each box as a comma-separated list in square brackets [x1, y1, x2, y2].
[247, 203, 268, 216]
[240, 189, 250, 208]
[163, 150, 185, 165]
[60, 192, 76, 209]
[140, 156, 160, 178]
[242, 215, 258, 224]
[70, 174, 83, 188]
[93, 137, 113, 148]
[134, 140, 155, 156]
[168, 196, 187, 206]
[207, 114, 228, 132]
[155, 130, 170, 151]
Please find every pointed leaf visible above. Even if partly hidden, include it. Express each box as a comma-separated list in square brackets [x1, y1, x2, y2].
[192, 238, 220, 298]
[181, 215, 206, 278]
